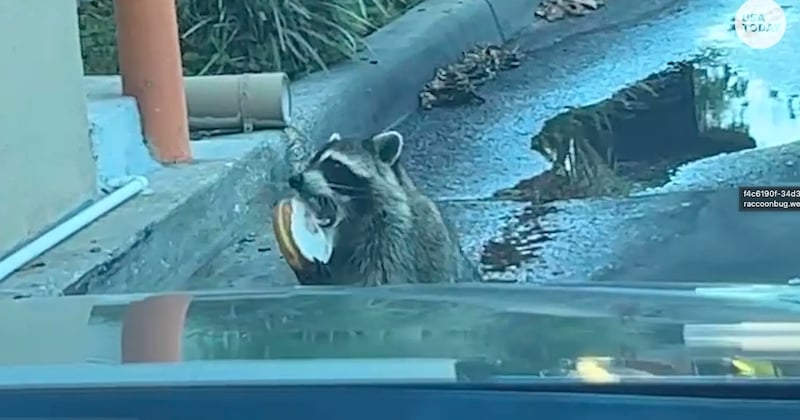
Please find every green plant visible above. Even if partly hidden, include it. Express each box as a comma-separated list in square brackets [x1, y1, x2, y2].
[78, 0, 421, 77]
[78, 0, 118, 74]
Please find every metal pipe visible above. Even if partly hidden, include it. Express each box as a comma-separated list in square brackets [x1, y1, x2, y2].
[0, 176, 149, 282]
[114, 0, 191, 163]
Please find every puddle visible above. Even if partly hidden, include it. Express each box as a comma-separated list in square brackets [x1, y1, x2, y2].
[480, 205, 561, 277]
[696, 66, 800, 149]
[189, 3, 800, 288]
[481, 53, 800, 273]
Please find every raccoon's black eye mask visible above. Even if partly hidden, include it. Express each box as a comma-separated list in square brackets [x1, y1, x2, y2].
[317, 158, 370, 196]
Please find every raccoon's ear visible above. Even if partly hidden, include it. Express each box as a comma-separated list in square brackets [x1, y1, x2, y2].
[327, 132, 342, 143]
[370, 131, 403, 165]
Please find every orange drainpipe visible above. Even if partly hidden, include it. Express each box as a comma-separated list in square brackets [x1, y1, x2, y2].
[121, 294, 191, 363]
[113, 0, 192, 163]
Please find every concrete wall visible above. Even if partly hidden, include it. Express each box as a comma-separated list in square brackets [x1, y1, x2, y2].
[0, 0, 96, 257]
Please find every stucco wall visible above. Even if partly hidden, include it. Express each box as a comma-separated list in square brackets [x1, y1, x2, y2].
[0, 0, 96, 257]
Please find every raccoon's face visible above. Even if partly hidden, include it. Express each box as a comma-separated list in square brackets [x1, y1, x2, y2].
[287, 130, 406, 228]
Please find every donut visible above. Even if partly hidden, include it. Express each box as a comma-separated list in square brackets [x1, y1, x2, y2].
[272, 198, 333, 274]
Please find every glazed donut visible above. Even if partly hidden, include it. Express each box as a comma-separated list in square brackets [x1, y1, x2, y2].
[272, 198, 333, 275]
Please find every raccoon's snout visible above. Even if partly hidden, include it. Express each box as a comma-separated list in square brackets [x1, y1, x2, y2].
[316, 196, 337, 228]
[288, 173, 337, 228]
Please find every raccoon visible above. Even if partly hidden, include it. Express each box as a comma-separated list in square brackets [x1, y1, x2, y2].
[287, 130, 481, 286]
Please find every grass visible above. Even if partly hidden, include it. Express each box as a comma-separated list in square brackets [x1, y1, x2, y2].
[78, 0, 422, 77]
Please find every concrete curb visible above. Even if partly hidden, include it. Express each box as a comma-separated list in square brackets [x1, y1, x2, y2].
[85, 96, 161, 191]
[2, 0, 679, 295]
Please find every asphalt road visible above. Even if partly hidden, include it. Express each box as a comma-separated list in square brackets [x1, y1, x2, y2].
[191, 0, 800, 289]
[393, 0, 800, 284]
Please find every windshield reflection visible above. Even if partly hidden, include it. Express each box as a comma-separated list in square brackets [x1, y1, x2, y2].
[3, 0, 798, 391]
[69, 285, 800, 381]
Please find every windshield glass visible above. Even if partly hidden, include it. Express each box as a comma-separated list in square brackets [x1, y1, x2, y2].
[1, 0, 798, 385]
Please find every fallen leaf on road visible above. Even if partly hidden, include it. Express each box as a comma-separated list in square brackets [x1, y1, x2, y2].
[535, 0, 606, 22]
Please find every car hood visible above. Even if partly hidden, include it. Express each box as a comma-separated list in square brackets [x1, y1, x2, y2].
[4, 282, 800, 379]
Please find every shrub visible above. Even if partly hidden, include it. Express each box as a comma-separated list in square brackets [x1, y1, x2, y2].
[78, 0, 421, 77]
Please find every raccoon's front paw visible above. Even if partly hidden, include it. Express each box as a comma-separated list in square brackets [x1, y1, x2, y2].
[313, 259, 332, 280]
[291, 260, 332, 285]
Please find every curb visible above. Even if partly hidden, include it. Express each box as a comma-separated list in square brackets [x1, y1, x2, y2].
[3, 0, 681, 295]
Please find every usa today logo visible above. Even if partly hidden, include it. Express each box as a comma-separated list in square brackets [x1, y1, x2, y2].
[734, 0, 786, 49]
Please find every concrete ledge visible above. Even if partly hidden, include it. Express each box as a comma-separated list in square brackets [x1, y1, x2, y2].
[86, 97, 160, 190]
[2, 0, 679, 296]
[1, 134, 286, 295]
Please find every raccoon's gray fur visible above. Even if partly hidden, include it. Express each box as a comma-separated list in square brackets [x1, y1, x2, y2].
[287, 130, 481, 286]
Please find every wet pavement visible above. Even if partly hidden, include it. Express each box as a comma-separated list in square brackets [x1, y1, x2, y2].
[396, 0, 800, 284]
[191, 0, 800, 289]
[399, 0, 798, 201]
[443, 185, 800, 284]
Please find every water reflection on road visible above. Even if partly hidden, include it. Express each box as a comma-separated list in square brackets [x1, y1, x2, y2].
[191, 1, 800, 290]
[695, 62, 799, 149]
[408, 1, 800, 285]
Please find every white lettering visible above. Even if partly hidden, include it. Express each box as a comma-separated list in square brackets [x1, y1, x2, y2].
[734, 0, 786, 49]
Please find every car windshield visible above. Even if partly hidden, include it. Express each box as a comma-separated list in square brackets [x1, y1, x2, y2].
[1, 0, 798, 385]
